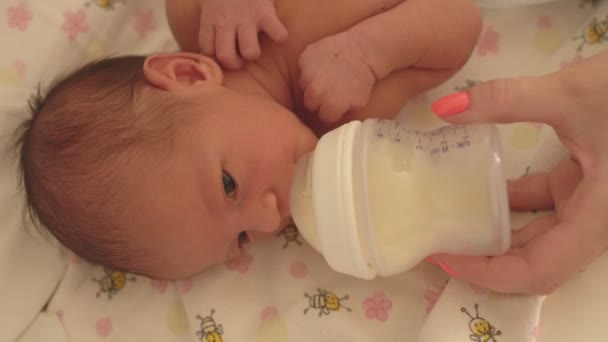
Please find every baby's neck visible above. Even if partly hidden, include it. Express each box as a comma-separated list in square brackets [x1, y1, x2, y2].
[221, 60, 294, 111]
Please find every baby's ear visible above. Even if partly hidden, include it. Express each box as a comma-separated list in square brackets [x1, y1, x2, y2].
[143, 53, 223, 93]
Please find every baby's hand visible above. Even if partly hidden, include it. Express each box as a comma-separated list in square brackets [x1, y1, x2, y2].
[197, 0, 288, 70]
[298, 31, 377, 123]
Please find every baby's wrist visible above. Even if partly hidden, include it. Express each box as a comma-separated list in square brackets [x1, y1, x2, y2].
[346, 25, 393, 81]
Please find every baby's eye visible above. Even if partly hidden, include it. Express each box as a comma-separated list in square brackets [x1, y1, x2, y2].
[222, 170, 237, 196]
[238, 231, 249, 248]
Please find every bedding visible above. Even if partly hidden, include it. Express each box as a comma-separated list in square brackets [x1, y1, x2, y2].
[1, 0, 607, 341]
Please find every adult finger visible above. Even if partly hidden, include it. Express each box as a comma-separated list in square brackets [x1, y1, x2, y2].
[508, 173, 553, 211]
[510, 215, 557, 249]
[215, 27, 243, 70]
[435, 217, 599, 294]
[259, 11, 288, 43]
[237, 24, 261, 61]
[549, 158, 583, 217]
[431, 73, 570, 130]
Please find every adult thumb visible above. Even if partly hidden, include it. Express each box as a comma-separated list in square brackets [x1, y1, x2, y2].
[430, 74, 569, 129]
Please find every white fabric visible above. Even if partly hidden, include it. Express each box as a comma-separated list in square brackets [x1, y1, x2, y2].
[1, 0, 608, 341]
[0, 88, 66, 341]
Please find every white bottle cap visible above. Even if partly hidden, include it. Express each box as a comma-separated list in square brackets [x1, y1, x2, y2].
[290, 121, 375, 279]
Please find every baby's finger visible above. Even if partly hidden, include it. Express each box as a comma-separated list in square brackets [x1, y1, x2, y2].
[259, 12, 288, 44]
[298, 71, 309, 91]
[431, 73, 570, 130]
[318, 97, 349, 123]
[303, 82, 323, 112]
[215, 27, 243, 70]
[237, 25, 261, 61]
[549, 158, 582, 217]
[198, 25, 215, 56]
[508, 173, 553, 211]
[297, 54, 313, 91]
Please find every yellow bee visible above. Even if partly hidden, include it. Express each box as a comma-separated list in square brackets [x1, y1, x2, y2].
[85, 0, 124, 10]
[92, 268, 136, 299]
[575, 16, 608, 51]
[278, 224, 302, 248]
[196, 310, 224, 342]
[304, 288, 352, 317]
[461, 304, 501, 342]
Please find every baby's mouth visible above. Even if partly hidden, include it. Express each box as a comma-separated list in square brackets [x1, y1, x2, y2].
[278, 217, 294, 232]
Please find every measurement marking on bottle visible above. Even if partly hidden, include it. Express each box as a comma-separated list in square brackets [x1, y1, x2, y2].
[375, 120, 476, 156]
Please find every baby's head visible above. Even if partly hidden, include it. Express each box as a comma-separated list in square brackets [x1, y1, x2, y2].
[16, 53, 317, 278]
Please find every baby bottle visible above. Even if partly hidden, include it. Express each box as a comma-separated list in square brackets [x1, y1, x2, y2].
[289, 119, 511, 279]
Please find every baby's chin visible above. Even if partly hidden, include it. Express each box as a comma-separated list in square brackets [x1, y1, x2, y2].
[137, 254, 225, 280]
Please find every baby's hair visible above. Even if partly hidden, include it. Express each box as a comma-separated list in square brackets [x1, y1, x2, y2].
[14, 56, 191, 273]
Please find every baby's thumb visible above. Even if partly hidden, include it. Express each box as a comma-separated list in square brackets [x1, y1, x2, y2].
[431, 75, 567, 128]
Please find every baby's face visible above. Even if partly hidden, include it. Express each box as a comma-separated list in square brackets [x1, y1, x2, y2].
[122, 88, 317, 279]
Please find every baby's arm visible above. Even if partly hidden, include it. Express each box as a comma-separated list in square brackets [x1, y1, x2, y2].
[299, 0, 482, 123]
[351, 0, 482, 80]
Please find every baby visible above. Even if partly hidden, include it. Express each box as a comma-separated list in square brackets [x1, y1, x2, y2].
[16, 0, 482, 279]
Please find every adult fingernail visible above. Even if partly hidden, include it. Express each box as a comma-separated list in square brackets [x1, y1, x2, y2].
[439, 262, 458, 277]
[431, 92, 470, 117]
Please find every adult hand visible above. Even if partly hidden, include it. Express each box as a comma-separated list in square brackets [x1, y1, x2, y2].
[429, 51, 608, 295]
[197, 0, 288, 69]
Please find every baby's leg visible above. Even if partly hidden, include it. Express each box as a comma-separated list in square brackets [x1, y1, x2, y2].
[165, 0, 200, 52]
[339, 0, 480, 121]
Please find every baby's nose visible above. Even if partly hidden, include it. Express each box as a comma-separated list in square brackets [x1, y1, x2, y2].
[247, 190, 280, 233]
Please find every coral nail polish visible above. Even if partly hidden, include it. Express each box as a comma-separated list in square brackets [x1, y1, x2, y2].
[425, 256, 439, 265]
[431, 92, 470, 117]
[439, 262, 458, 277]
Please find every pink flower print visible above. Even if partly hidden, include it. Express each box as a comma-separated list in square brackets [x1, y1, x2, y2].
[362, 290, 393, 322]
[68, 251, 82, 265]
[150, 279, 168, 294]
[177, 278, 193, 294]
[424, 283, 446, 314]
[536, 16, 553, 29]
[133, 7, 156, 39]
[13, 61, 26, 79]
[560, 54, 583, 69]
[62, 9, 89, 41]
[260, 306, 278, 320]
[96, 317, 113, 338]
[477, 25, 500, 57]
[55, 310, 64, 322]
[6, 3, 32, 31]
[161, 38, 178, 52]
[227, 249, 253, 273]
[532, 326, 540, 340]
